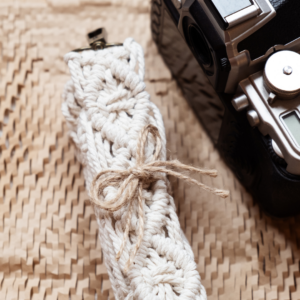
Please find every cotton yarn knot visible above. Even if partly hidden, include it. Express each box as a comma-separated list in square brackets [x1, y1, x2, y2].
[90, 124, 229, 272]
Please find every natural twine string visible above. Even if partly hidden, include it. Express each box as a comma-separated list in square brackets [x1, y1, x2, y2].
[90, 124, 229, 272]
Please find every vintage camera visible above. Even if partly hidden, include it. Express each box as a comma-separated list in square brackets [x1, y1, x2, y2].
[151, 0, 300, 217]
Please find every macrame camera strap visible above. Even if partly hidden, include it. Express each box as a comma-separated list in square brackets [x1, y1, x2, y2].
[62, 37, 228, 300]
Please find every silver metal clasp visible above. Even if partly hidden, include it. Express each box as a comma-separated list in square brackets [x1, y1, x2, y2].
[72, 27, 122, 52]
[87, 28, 108, 45]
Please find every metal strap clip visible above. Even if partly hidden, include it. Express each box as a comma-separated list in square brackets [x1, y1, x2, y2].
[72, 27, 122, 52]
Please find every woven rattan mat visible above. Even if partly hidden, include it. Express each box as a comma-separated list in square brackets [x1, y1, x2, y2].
[1, 1, 300, 299]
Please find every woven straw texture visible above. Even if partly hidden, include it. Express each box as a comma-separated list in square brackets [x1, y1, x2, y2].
[1, 0, 300, 300]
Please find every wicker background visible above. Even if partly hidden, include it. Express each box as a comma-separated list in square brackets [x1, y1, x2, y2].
[1, 0, 300, 299]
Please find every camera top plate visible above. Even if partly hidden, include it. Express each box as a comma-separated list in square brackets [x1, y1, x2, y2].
[211, 0, 253, 19]
[210, 0, 261, 29]
[233, 50, 300, 175]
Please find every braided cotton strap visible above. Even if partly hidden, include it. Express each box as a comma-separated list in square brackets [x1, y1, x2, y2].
[62, 37, 210, 300]
[91, 124, 229, 272]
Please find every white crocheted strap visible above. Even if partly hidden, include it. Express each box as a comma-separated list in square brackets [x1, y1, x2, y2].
[62, 37, 207, 300]
[62, 38, 166, 186]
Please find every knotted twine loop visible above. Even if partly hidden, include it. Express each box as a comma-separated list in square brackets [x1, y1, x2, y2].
[90, 124, 229, 272]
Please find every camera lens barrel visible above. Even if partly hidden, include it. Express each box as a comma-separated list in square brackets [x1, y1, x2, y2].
[187, 24, 212, 67]
[182, 17, 214, 75]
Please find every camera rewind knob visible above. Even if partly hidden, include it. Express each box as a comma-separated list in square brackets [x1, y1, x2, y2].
[264, 50, 300, 100]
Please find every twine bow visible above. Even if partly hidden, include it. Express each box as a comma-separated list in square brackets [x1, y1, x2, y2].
[90, 125, 229, 272]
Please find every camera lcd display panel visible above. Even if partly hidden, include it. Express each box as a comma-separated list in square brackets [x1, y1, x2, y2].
[211, 0, 252, 18]
[283, 112, 300, 146]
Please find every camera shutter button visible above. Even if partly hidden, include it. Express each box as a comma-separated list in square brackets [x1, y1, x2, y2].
[264, 50, 300, 100]
[283, 66, 293, 75]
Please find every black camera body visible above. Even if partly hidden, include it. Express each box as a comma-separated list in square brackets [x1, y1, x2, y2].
[151, 0, 300, 217]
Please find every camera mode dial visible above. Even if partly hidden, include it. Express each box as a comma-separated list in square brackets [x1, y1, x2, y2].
[264, 50, 300, 100]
